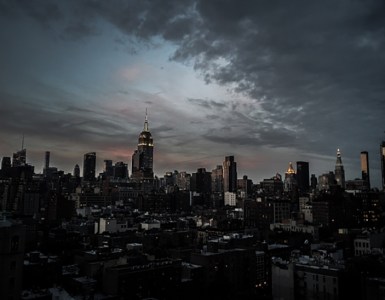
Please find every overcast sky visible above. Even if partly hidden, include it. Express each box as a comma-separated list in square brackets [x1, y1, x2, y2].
[1, 0, 384, 187]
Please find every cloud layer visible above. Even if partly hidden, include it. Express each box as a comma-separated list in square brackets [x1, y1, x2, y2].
[1, 0, 384, 185]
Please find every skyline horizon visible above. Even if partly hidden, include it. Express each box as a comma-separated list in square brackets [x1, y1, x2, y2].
[4, 126, 384, 189]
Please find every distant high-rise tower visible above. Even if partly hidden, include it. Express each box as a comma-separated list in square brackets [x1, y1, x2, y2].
[381, 141, 385, 190]
[335, 149, 345, 188]
[284, 162, 297, 192]
[104, 159, 113, 177]
[310, 174, 317, 190]
[1, 157, 11, 171]
[132, 110, 154, 180]
[12, 134, 27, 167]
[114, 162, 128, 179]
[360, 151, 370, 189]
[211, 165, 224, 193]
[12, 149, 26, 167]
[43, 151, 50, 176]
[74, 164, 80, 178]
[191, 168, 212, 193]
[12, 135, 26, 167]
[296, 161, 309, 194]
[0, 157, 11, 178]
[83, 152, 96, 181]
[223, 156, 237, 192]
[45, 151, 50, 170]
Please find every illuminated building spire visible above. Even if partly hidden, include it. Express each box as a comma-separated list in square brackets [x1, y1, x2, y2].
[335, 148, 345, 188]
[336, 148, 343, 166]
[144, 108, 149, 132]
[286, 162, 296, 174]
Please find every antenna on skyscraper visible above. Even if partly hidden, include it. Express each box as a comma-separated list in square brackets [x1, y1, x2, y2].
[21, 134, 25, 150]
[144, 108, 149, 131]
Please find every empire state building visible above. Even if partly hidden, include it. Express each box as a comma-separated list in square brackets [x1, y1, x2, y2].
[132, 111, 154, 181]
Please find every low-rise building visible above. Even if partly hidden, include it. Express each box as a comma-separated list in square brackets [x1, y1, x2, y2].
[270, 219, 319, 239]
[354, 230, 385, 256]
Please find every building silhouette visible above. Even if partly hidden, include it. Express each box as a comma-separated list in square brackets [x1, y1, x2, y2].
[296, 161, 309, 194]
[1, 157, 11, 177]
[73, 164, 80, 178]
[381, 141, 385, 190]
[211, 165, 224, 193]
[103, 159, 113, 177]
[237, 175, 252, 199]
[335, 149, 345, 189]
[176, 171, 191, 191]
[0, 217, 26, 300]
[12, 136, 26, 167]
[223, 156, 237, 193]
[83, 152, 96, 181]
[12, 149, 26, 167]
[191, 168, 212, 195]
[310, 174, 317, 190]
[44, 151, 50, 170]
[360, 151, 370, 189]
[132, 111, 154, 181]
[114, 161, 128, 179]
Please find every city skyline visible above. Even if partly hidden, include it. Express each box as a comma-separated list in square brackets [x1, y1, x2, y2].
[1, 1, 384, 187]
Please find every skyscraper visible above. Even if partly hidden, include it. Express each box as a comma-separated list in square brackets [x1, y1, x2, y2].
[296, 161, 309, 194]
[12, 149, 26, 167]
[74, 164, 80, 178]
[223, 156, 237, 192]
[381, 141, 385, 190]
[284, 162, 297, 192]
[360, 151, 370, 189]
[43, 151, 50, 176]
[83, 152, 96, 181]
[211, 165, 224, 193]
[310, 174, 317, 190]
[335, 149, 345, 188]
[45, 151, 50, 170]
[114, 162, 128, 179]
[132, 111, 154, 180]
[191, 168, 211, 194]
[12, 136, 26, 167]
[1, 157, 11, 171]
[104, 159, 113, 177]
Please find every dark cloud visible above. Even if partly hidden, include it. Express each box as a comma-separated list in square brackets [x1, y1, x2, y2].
[17, 0, 63, 28]
[0, 89, 136, 152]
[62, 21, 99, 40]
[2, 0, 385, 184]
[187, 98, 228, 110]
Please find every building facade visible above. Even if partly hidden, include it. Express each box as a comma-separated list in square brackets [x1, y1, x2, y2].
[83, 152, 96, 181]
[381, 141, 385, 190]
[360, 151, 370, 189]
[223, 156, 237, 193]
[0, 217, 26, 300]
[296, 161, 309, 194]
